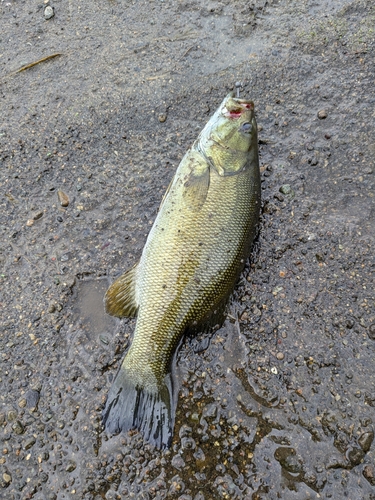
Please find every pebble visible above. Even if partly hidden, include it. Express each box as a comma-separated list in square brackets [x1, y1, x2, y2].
[363, 465, 375, 486]
[358, 431, 374, 452]
[279, 184, 292, 195]
[317, 109, 328, 119]
[347, 447, 365, 466]
[26, 389, 40, 409]
[33, 211, 43, 220]
[66, 461, 76, 472]
[44, 5, 54, 19]
[57, 190, 69, 207]
[171, 454, 185, 470]
[3, 473, 11, 484]
[12, 421, 24, 435]
[368, 323, 375, 340]
[23, 437, 36, 450]
[276, 352, 284, 360]
[158, 113, 167, 123]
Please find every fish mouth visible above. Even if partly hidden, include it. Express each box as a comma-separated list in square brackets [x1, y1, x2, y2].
[222, 95, 254, 119]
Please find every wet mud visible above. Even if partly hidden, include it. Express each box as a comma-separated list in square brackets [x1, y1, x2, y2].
[1, 0, 375, 498]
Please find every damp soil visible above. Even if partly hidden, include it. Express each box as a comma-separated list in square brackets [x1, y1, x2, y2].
[1, 0, 375, 498]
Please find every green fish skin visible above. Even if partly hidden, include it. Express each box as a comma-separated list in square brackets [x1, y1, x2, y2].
[102, 93, 261, 448]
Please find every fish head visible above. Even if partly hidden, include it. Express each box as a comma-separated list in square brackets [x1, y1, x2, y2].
[200, 93, 258, 176]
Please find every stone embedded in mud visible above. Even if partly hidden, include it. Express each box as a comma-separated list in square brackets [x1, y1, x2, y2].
[2, 473, 11, 484]
[25, 389, 40, 409]
[11, 420, 24, 435]
[274, 447, 303, 474]
[32, 211, 43, 220]
[171, 454, 185, 470]
[368, 323, 375, 340]
[358, 430, 374, 453]
[23, 437, 36, 450]
[279, 184, 295, 198]
[66, 461, 76, 472]
[347, 447, 365, 466]
[18, 398, 27, 408]
[57, 190, 69, 207]
[44, 5, 54, 20]
[363, 465, 375, 486]
[317, 109, 328, 119]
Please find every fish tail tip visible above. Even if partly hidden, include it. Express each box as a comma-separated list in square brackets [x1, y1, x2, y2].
[103, 369, 174, 449]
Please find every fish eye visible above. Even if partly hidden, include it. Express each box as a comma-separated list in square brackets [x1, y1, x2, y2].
[240, 122, 252, 133]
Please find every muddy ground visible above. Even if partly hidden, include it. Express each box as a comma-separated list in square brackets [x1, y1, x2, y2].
[1, 0, 375, 498]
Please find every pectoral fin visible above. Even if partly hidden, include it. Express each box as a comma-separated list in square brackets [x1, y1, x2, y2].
[182, 151, 210, 211]
[105, 262, 139, 318]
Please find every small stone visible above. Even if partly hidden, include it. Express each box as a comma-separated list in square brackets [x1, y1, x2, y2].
[276, 352, 284, 360]
[358, 431, 374, 453]
[347, 447, 364, 466]
[48, 303, 56, 313]
[33, 211, 43, 220]
[12, 421, 24, 435]
[26, 219, 34, 227]
[317, 109, 328, 119]
[7, 410, 17, 421]
[25, 389, 40, 408]
[23, 437, 36, 450]
[66, 461, 76, 472]
[44, 5, 54, 19]
[180, 437, 196, 450]
[363, 465, 375, 486]
[3, 473, 11, 484]
[368, 324, 375, 340]
[57, 190, 69, 207]
[171, 454, 185, 470]
[279, 184, 293, 195]
[158, 113, 167, 123]
[18, 398, 27, 408]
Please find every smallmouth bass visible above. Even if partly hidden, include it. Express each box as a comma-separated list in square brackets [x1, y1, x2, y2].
[103, 92, 261, 448]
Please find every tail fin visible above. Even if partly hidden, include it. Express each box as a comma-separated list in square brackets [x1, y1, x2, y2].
[102, 365, 175, 449]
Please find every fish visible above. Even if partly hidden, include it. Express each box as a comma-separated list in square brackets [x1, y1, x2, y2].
[102, 90, 261, 448]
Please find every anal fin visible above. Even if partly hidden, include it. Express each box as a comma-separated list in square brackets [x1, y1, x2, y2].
[105, 262, 139, 318]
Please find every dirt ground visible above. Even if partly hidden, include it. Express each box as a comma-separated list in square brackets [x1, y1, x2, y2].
[1, 0, 375, 498]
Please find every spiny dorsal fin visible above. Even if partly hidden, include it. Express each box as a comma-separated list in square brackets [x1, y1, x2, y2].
[105, 262, 139, 318]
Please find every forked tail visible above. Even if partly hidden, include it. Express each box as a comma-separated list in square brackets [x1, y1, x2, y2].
[102, 364, 175, 449]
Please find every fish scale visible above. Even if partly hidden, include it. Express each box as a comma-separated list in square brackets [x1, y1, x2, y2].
[103, 92, 261, 448]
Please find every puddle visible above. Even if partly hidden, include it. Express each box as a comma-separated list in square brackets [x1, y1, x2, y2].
[72, 278, 116, 342]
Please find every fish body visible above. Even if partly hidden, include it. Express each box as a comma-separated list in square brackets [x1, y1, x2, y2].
[103, 93, 261, 448]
